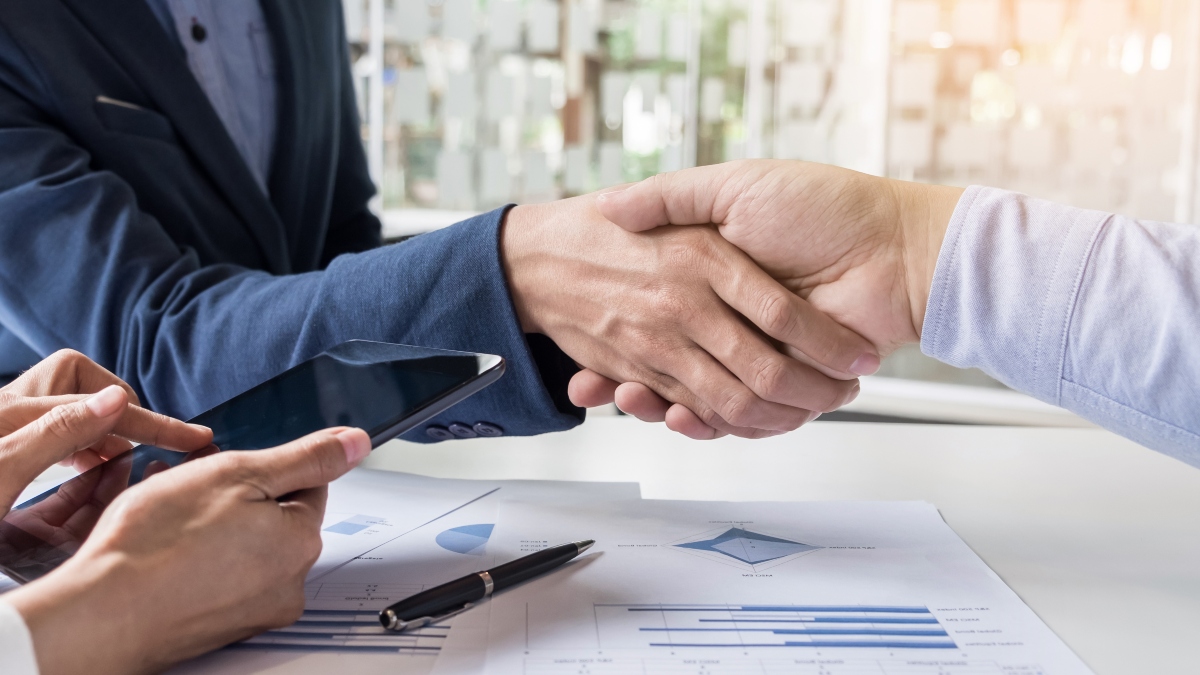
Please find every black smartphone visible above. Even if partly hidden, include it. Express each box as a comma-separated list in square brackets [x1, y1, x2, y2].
[0, 340, 505, 583]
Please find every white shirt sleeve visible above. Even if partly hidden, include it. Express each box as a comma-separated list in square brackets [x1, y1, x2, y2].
[922, 186, 1200, 464]
[0, 600, 39, 674]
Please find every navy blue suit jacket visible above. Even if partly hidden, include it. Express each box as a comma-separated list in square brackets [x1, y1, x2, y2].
[0, 0, 583, 440]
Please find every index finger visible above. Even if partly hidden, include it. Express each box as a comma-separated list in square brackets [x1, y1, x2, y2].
[5, 350, 140, 405]
[0, 395, 212, 451]
[229, 428, 371, 501]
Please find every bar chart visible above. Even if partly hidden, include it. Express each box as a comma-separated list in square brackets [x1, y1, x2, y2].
[594, 604, 957, 651]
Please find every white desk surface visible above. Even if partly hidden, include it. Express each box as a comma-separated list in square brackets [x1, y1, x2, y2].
[364, 417, 1200, 675]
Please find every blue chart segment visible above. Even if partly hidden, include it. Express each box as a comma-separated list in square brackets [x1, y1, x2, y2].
[676, 528, 819, 563]
[595, 604, 957, 651]
[671, 527, 822, 571]
[323, 514, 387, 535]
[435, 523, 495, 555]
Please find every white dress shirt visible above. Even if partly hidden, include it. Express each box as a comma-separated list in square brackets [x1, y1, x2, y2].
[924, 186, 1200, 465]
[0, 600, 38, 674]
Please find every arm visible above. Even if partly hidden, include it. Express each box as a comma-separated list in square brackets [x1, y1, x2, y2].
[923, 186, 1200, 464]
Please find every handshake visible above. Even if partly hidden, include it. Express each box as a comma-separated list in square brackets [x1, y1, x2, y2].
[502, 159, 964, 440]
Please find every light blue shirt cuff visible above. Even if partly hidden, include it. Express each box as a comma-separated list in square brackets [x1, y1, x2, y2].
[921, 185, 1110, 403]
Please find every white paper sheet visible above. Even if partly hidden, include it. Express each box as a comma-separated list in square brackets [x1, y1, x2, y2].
[311, 470, 498, 581]
[481, 500, 1095, 675]
[171, 479, 640, 675]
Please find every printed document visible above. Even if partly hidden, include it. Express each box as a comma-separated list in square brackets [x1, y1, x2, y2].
[480, 500, 1093, 675]
[170, 476, 640, 674]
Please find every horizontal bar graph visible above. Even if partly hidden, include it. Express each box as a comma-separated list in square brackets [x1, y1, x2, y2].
[593, 603, 958, 652]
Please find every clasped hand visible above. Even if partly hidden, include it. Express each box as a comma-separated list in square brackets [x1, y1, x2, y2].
[547, 160, 963, 437]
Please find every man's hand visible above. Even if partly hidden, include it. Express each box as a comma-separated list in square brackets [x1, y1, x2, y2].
[0, 350, 213, 513]
[502, 192, 880, 439]
[571, 160, 964, 431]
[6, 427, 372, 675]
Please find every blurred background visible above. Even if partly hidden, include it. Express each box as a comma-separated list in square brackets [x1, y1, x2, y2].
[341, 0, 1195, 424]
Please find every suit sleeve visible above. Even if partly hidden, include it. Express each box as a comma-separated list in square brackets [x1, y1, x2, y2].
[0, 72, 582, 442]
[922, 186, 1200, 466]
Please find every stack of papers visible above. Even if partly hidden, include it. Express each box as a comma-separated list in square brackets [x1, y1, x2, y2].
[166, 470, 1093, 675]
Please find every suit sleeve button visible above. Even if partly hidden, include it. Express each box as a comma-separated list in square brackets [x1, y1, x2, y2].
[426, 425, 455, 441]
[473, 422, 504, 437]
[447, 422, 479, 438]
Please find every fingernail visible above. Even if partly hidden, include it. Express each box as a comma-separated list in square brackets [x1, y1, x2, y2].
[336, 429, 371, 466]
[849, 354, 880, 376]
[84, 385, 125, 418]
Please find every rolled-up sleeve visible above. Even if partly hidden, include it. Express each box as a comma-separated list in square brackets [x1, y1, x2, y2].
[922, 186, 1200, 465]
[0, 600, 38, 674]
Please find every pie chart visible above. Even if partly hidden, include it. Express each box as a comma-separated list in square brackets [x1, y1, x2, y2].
[435, 523, 495, 555]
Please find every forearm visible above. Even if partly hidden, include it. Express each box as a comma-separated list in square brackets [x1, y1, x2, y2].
[6, 555, 141, 675]
[919, 186, 1200, 463]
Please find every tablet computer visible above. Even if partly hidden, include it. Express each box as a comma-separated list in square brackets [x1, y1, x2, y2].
[0, 340, 505, 583]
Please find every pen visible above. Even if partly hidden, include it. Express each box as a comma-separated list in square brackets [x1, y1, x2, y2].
[379, 539, 595, 631]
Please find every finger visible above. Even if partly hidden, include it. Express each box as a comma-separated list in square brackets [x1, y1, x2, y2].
[613, 382, 671, 423]
[664, 404, 724, 440]
[688, 300, 861, 414]
[568, 370, 619, 408]
[69, 448, 106, 473]
[595, 165, 737, 232]
[702, 245, 880, 379]
[668, 345, 814, 432]
[0, 386, 128, 490]
[110, 405, 212, 451]
[0, 394, 211, 451]
[92, 435, 134, 461]
[6, 350, 141, 404]
[228, 428, 370, 501]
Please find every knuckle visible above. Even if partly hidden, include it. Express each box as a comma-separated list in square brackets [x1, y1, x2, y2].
[38, 403, 81, 441]
[750, 354, 790, 402]
[716, 390, 757, 428]
[756, 289, 797, 338]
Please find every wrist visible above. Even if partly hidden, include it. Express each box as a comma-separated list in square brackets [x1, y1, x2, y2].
[499, 203, 549, 335]
[893, 180, 963, 339]
[8, 553, 143, 675]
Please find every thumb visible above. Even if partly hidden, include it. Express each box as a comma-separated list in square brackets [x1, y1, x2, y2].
[595, 164, 733, 232]
[0, 385, 128, 507]
[228, 427, 371, 501]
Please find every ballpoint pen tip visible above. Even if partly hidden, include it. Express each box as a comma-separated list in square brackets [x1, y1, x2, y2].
[576, 540, 595, 554]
